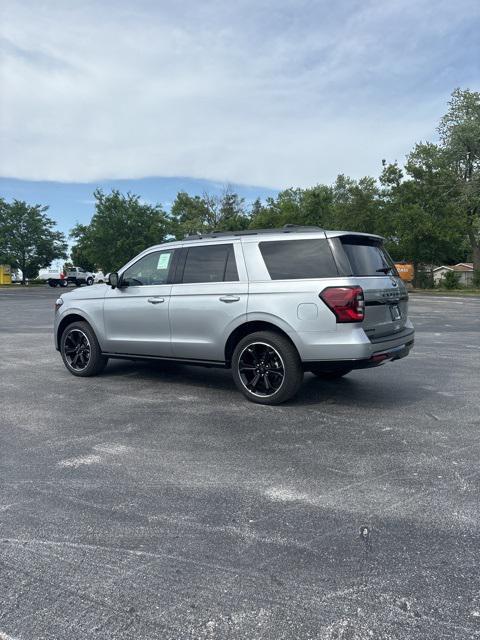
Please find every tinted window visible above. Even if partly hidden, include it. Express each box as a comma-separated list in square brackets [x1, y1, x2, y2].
[259, 239, 338, 280]
[182, 244, 238, 283]
[224, 245, 239, 281]
[341, 237, 398, 276]
[122, 250, 173, 286]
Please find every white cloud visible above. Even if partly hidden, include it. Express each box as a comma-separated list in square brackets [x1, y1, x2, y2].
[0, 0, 478, 188]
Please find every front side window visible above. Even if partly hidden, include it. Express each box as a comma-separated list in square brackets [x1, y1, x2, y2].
[259, 239, 338, 280]
[181, 244, 238, 283]
[122, 250, 174, 286]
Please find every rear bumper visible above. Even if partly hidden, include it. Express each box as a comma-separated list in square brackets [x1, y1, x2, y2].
[295, 323, 415, 363]
[304, 336, 414, 371]
[351, 338, 414, 369]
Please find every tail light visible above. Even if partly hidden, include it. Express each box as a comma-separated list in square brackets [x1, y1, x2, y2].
[320, 286, 364, 323]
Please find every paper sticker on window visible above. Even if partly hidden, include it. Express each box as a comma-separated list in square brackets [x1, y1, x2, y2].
[157, 253, 171, 270]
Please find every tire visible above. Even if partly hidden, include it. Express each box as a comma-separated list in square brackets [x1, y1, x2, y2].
[60, 280, 68, 287]
[48, 280, 57, 288]
[309, 366, 352, 380]
[86, 277, 94, 286]
[232, 331, 303, 405]
[60, 321, 108, 377]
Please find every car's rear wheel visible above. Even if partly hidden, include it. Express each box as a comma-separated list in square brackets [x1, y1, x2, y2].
[48, 280, 57, 287]
[232, 331, 303, 405]
[86, 277, 94, 286]
[309, 365, 353, 379]
[60, 321, 108, 377]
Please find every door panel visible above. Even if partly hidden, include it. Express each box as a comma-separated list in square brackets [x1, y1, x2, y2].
[102, 248, 176, 356]
[169, 242, 247, 361]
[169, 282, 247, 361]
[103, 284, 172, 356]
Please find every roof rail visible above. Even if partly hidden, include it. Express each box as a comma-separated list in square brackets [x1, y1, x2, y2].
[183, 225, 323, 241]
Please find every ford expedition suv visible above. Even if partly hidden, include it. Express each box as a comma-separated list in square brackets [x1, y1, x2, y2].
[54, 226, 414, 404]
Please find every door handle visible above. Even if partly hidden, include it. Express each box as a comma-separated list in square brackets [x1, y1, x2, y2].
[147, 297, 165, 304]
[219, 295, 240, 303]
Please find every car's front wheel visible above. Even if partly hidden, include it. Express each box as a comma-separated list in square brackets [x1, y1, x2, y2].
[60, 321, 108, 377]
[232, 331, 303, 404]
[86, 277, 94, 286]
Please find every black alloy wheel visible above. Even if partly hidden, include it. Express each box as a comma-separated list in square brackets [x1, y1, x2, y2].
[232, 331, 303, 405]
[63, 328, 91, 372]
[60, 320, 108, 377]
[238, 342, 285, 398]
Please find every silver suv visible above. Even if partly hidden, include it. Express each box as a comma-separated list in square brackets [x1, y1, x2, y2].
[54, 226, 414, 404]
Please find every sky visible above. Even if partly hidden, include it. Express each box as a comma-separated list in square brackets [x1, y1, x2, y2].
[1, 0, 479, 234]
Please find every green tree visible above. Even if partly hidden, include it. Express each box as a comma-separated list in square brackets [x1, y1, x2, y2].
[249, 186, 334, 230]
[380, 143, 469, 288]
[248, 194, 285, 228]
[438, 88, 480, 275]
[69, 224, 97, 271]
[0, 199, 67, 284]
[169, 188, 249, 238]
[249, 188, 308, 229]
[215, 191, 249, 231]
[440, 270, 461, 289]
[301, 185, 335, 228]
[70, 190, 169, 273]
[332, 175, 381, 233]
[169, 191, 212, 239]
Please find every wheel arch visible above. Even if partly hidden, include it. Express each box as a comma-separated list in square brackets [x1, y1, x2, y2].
[56, 312, 91, 349]
[224, 320, 300, 365]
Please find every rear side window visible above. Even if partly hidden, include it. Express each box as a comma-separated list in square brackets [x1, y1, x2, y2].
[181, 244, 239, 283]
[259, 239, 338, 280]
[340, 237, 398, 276]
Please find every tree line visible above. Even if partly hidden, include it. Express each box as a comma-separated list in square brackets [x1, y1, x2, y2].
[1, 88, 479, 286]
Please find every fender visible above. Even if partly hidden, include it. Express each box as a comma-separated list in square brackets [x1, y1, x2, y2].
[55, 305, 105, 350]
[245, 311, 304, 352]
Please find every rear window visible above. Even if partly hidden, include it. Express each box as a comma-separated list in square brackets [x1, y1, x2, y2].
[259, 239, 338, 280]
[341, 237, 397, 276]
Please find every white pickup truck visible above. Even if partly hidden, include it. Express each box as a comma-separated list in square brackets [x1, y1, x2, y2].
[66, 267, 95, 287]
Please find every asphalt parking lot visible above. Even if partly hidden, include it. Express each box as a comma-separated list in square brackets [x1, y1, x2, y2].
[1, 287, 479, 640]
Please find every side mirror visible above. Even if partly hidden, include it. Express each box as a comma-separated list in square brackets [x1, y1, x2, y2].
[109, 272, 119, 289]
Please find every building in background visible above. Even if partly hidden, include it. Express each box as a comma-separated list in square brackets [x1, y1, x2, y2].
[433, 263, 474, 287]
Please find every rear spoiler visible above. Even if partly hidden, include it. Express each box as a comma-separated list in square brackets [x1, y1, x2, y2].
[324, 230, 384, 242]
